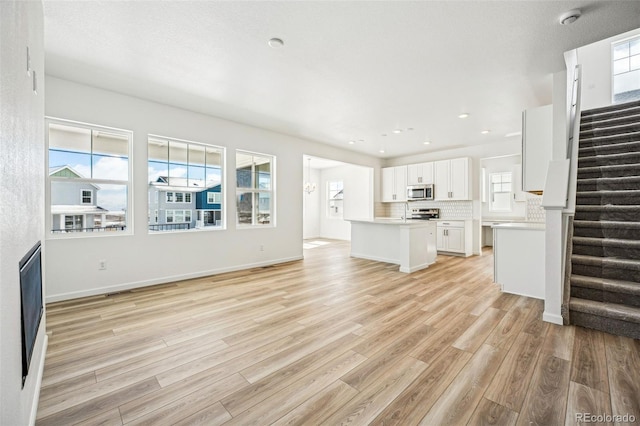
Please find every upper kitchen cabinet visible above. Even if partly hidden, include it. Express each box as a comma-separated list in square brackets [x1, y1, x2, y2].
[407, 162, 434, 185]
[434, 157, 471, 200]
[381, 166, 408, 202]
[522, 104, 552, 194]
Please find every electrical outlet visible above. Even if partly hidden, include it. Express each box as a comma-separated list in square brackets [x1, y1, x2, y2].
[99, 260, 107, 270]
[259, 245, 264, 252]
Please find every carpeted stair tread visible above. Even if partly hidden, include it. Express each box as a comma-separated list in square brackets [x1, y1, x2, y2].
[580, 122, 640, 139]
[573, 220, 640, 230]
[578, 151, 640, 167]
[575, 205, 640, 222]
[575, 189, 640, 205]
[580, 113, 640, 131]
[577, 162, 640, 179]
[579, 140, 640, 157]
[573, 236, 640, 249]
[577, 175, 640, 191]
[581, 99, 640, 118]
[578, 131, 640, 147]
[570, 298, 640, 325]
[571, 254, 640, 270]
[571, 274, 640, 297]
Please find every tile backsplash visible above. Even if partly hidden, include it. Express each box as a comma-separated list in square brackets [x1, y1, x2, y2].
[526, 196, 545, 222]
[387, 200, 473, 220]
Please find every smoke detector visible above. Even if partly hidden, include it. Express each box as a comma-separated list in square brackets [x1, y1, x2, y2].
[559, 9, 581, 25]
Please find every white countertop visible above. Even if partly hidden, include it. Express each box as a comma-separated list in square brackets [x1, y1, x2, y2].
[349, 218, 434, 227]
[492, 222, 545, 231]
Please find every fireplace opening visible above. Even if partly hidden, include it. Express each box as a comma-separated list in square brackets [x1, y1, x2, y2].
[19, 241, 43, 388]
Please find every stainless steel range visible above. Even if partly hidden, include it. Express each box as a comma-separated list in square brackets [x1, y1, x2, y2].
[410, 208, 440, 220]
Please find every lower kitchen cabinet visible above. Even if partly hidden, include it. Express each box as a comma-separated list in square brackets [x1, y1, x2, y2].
[435, 220, 472, 256]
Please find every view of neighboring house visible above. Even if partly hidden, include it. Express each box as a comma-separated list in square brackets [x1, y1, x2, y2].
[49, 166, 109, 233]
[148, 176, 222, 230]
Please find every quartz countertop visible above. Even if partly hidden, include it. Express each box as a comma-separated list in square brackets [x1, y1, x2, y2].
[492, 222, 545, 231]
[348, 218, 434, 227]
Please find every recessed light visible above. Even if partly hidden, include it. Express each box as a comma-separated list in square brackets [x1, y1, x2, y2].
[481, 130, 490, 134]
[379, 149, 385, 153]
[393, 129, 403, 134]
[458, 113, 470, 119]
[348, 140, 355, 144]
[423, 141, 431, 145]
[505, 131, 522, 138]
[268, 38, 284, 48]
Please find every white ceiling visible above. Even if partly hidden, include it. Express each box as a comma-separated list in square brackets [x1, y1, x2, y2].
[43, 1, 640, 159]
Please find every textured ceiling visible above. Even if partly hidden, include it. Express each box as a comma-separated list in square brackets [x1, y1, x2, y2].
[43, 1, 640, 159]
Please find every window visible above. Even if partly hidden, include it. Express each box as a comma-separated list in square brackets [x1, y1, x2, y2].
[327, 181, 344, 219]
[166, 209, 192, 223]
[47, 119, 131, 235]
[148, 136, 224, 232]
[207, 192, 221, 204]
[236, 151, 275, 226]
[81, 190, 93, 205]
[490, 172, 512, 212]
[613, 37, 640, 103]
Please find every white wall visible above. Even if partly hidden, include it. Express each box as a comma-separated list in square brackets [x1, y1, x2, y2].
[579, 28, 640, 110]
[44, 77, 382, 301]
[303, 167, 320, 239]
[318, 164, 373, 241]
[1, 1, 47, 424]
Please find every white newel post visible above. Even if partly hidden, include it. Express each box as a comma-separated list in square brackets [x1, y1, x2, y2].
[543, 207, 564, 324]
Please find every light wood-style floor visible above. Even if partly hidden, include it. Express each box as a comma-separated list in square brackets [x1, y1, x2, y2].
[37, 240, 640, 425]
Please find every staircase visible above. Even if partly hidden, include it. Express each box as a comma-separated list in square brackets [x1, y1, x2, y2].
[569, 99, 640, 339]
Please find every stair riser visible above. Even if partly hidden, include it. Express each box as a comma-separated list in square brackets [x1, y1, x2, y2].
[581, 100, 640, 118]
[579, 133, 640, 148]
[575, 210, 640, 222]
[580, 123, 640, 138]
[576, 194, 640, 205]
[573, 227, 640, 240]
[578, 154, 640, 168]
[581, 115, 640, 131]
[572, 244, 640, 259]
[571, 263, 640, 282]
[579, 142, 640, 157]
[571, 286, 640, 308]
[577, 167, 640, 179]
[570, 311, 640, 339]
[577, 179, 640, 191]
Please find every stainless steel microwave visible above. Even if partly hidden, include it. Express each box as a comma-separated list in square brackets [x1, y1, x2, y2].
[407, 184, 434, 201]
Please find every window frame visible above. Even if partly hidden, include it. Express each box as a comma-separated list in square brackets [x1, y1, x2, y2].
[612, 36, 640, 104]
[235, 150, 276, 228]
[81, 189, 93, 205]
[46, 117, 133, 238]
[327, 180, 344, 219]
[489, 171, 513, 212]
[148, 134, 225, 234]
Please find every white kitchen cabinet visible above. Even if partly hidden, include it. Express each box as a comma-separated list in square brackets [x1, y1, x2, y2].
[436, 220, 472, 256]
[434, 157, 470, 200]
[381, 166, 407, 202]
[522, 104, 552, 194]
[407, 162, 434, 185]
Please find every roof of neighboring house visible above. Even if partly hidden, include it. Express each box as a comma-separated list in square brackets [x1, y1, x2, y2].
[51, 205, 108, 215]
[49, 165, 101, 189]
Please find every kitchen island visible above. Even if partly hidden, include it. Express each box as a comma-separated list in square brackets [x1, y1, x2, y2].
[348, 218, 437, 273]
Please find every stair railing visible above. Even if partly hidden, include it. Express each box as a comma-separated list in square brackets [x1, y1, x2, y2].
[565, 64, 583, 214]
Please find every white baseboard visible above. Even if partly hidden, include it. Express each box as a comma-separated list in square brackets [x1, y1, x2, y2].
[46, 256, 303, 303]
[543, 311, 564, 325]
